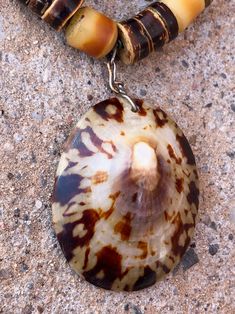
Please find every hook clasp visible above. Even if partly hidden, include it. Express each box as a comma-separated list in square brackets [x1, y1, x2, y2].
[106, 45, 139, 112]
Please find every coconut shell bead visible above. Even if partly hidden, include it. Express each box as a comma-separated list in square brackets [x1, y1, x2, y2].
[42, 0, 85, 31]
[118, 2, 179, 65]
[28, 0, 53, 16]
[65, 7, 118, 59]
[18, 0, 52, 15]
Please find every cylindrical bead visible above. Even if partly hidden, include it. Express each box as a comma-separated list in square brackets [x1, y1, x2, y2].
[18, 1, 54, 17]
[65, 7, 118, 59]
[118, 0, 212, 64]
[42, 0, 85, 31]
[160, 0, 206, 32]
[28, 0, 53, 16]
[118, 2, 178, 64]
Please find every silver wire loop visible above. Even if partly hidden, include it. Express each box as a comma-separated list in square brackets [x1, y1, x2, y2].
[106, 45, 139, 112]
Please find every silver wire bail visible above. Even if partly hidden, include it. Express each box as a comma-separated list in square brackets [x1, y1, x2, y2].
[106, 44, 139, 112]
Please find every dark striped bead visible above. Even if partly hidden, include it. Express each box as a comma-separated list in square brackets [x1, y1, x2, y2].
[150, 2, 178, 41]
[42, 0, 84, 31]
[28, 0, 53, 16]
[118, 3, 178, 64]
[120, 11, 166, 62]
[18, 0, 52, 16]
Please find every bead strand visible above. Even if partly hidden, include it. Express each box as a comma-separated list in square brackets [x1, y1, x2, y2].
[18, 0, 213, 63]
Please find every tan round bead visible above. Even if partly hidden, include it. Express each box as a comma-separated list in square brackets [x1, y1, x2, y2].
[160, 0, 205, 32]
[65, 7, 118, 59]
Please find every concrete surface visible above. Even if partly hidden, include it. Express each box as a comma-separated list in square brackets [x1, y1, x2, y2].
[0, 0, 234, 313]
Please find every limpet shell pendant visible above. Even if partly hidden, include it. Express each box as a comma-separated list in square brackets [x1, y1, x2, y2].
[52, 97, 199, 291]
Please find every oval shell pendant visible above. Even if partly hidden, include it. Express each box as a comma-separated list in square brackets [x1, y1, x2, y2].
[52, 97, 199, 291]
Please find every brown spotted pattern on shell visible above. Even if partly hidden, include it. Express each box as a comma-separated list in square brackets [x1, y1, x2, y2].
[52, 97, 199, 291]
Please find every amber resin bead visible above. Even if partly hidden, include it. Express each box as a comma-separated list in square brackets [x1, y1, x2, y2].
[161, 0, 206, 32]
[65, 7, 118, 59]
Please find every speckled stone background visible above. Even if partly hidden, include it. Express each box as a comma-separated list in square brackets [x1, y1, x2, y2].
[0, 0, 234, 313]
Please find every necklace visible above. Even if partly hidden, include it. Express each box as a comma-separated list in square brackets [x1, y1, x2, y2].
[18, 0, 212, 291]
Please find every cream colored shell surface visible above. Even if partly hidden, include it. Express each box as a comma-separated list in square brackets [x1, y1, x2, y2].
[52, 97, 199, 291]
